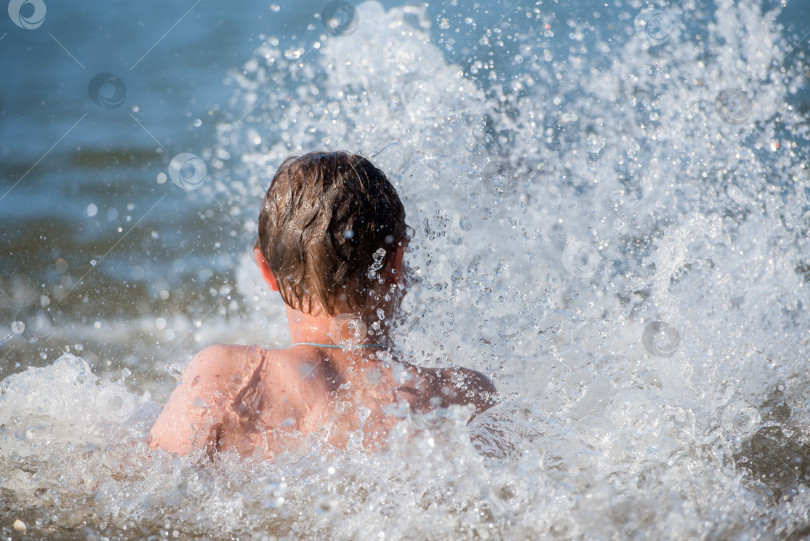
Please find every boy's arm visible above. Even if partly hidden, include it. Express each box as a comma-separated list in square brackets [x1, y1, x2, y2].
[148, 345, 236, 456]
[441, 367, 498, 416]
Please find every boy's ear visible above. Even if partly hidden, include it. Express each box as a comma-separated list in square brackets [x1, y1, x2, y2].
[254, 245, 279, 292]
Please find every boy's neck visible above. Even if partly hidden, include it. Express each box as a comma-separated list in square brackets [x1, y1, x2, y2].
[284, 304, 389, 348]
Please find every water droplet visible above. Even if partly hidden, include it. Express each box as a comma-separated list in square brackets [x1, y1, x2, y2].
[357, 406, 371, 428]
[367, 248, 387, 279]
[165, 363, 184, 382]
[587, 134, 606, 154]
[626, 139, 640, 158]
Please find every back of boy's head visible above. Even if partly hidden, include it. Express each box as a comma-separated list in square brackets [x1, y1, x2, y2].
[258, 151, 408, 316]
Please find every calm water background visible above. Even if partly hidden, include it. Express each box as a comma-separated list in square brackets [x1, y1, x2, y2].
[2, 0, 810, 538]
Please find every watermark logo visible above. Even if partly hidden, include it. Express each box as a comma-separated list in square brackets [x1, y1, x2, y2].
[369, 141, 407, 175]
[642, 320, 680, 357]
[329, 313, 368, 346]
[12, 305, 54, 341]
[168, 152, 207, 190]
[489, 473, 526, 512]
[8, 0, 46, 29]
[714, 88, 752, 125]
[481, 160, 520, 198]
[183, 473, 210, 500]
[722, 401, 760, 437]
[561, 240, 601, 278]
[88, 73, 127, 110]
[321, 1, 359, 37]
[634, 8, 673, 46]
[96, 386, 136, 424]
[401, 79, 439, 115]
[416, 407, 446, 430]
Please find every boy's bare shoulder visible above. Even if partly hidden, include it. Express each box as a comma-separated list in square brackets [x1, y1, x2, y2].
[181, 344, 263, 386]
[188, 344, 321, 382]
[193, 343, 251, 361]
[403, 360, 497, 413]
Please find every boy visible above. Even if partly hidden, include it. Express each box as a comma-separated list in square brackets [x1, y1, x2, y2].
[149, 151, 496, 459]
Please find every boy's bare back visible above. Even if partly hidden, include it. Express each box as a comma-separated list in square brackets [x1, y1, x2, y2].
[149, 344, 495, 458]
[149, 151, 496, 458]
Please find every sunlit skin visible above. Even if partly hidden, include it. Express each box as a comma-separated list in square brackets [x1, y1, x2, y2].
[148, 241, 497, 459]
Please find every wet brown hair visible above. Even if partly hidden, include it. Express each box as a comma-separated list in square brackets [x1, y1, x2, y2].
[258, 151, 408, 315]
